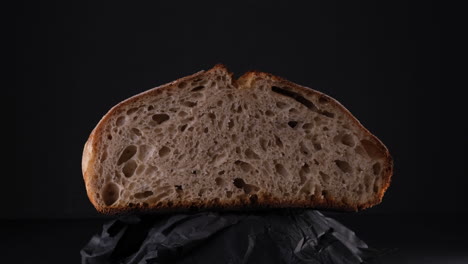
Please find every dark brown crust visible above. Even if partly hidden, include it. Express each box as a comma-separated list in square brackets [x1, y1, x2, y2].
[83, 64, 393, 214]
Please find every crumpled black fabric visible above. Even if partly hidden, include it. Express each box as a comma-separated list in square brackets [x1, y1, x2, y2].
[81, 210, 380, 264]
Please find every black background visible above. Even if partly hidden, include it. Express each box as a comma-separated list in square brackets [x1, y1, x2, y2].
[10, 1, 467, 263]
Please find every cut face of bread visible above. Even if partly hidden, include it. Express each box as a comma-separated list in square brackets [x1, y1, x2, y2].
[82, 65, 392, 214]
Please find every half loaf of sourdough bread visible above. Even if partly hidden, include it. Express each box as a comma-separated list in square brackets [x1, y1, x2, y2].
[82, 65, 392, 214]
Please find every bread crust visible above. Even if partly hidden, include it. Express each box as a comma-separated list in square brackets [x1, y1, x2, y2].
[82, 64, 393, 214]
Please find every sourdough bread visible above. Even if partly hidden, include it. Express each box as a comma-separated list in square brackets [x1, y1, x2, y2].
[82, 65, 392, 214]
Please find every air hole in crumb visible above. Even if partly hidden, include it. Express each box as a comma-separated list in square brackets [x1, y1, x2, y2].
[213, 153, 228, 166]
[275, 163, 289, 177]
[118, 145, 137, 165]
[135, 164, 145, 175]
[244, 184, 260, 194]
[191, 86, 205, 92]
[355, 145, 366, 156]
[228, 119, 234, 130]
[313, 143, 322, 151]
[235, 147, 241, 154]
[233, 178, 246, 188]
[126, 108, 138, 115]
[235, 160, 253, 172]
[361, 140, 385, 159]
[122, 160, 137, 177]
[208, 113, 216, 119]
[159, 146, 171, 157]
[215, 177, 225, 186]
[100, 150, 108, 162]
[203, 127, 209, 133]
[341, 134, 355, 147]
[178, 111, 188, 117]
[364, 174, 372, 191]
[289, 108, 299, 114]
[226, 191, 233, 198]
[335, 160, 352, 173]
[249, 194, 258, 203]
[373, 178, 381, 193]
[152, 114, 170, 124]
[191, 77, 203, 84]
[288, 121, 298, 128]
[191, 92, 203, 99]
[274, 135, 284, 148]
[259, 138, 268, 151]
[178, 81, 187, 88]
[313, 159, 320, 165]
[299, 142, 310, 155]
[245, 148, 260, 159]
[299, 163, 310, 185]
[319, 171, 330, 183]
[198, 189, 206, 197]
[265, 110, 274, 116]
[302, 123, 313, 129]
[300, 180, 315, 195]
[107, 134, 112, 140]
[319, 96, 330, 104]
[175, 185, 183, 193]
[116, 116, 126, 127]
[138, 145, 154, 161]
[321, 111, 335, 118]
[131, 128, 142, 136]
[134, 191, 153, 199]
[147, 105, 154, 111]
[276, 101, 289, 109]
[373, 162, 381, 175]
[102, 182, 119, 206]
[182, 101, 197, 107]
[218, 170, 225, 175]
[179, 124, 188, 132]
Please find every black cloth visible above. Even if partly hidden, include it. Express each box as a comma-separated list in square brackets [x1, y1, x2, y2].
[81, 210, 381, 264]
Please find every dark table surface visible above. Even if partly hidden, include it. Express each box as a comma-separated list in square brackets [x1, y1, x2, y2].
[2, 213, 467, 264]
